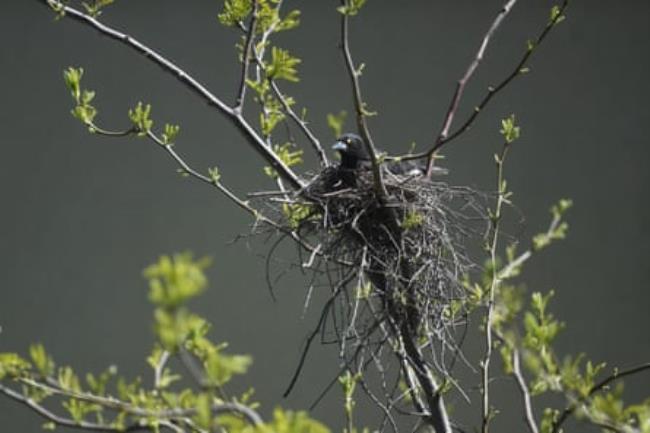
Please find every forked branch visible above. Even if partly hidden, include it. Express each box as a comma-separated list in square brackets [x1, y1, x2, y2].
[427, 0, 519, 176]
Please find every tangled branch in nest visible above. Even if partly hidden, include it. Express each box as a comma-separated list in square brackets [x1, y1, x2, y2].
[255, 166, 486, 429]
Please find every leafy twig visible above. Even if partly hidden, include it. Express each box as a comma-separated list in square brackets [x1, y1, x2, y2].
[481, 137, 512, 433]
[551, 362, 650, 433]
[39, 0, 303, 189]
[0, 383, 146, 432]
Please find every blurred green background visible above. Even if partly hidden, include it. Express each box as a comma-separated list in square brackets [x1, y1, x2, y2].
[1, 0, 648, 431]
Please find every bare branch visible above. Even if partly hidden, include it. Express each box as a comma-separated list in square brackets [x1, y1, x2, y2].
[38, 0, 303, 189]
[426, 0, 519, 176]
[377, 0, 567, 169]
[436, 0, 569, 153]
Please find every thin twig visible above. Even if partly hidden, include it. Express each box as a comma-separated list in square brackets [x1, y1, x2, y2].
[339, 0, 386, 199]
[481, 140, 511, 433]
[0, 383, 146, 432]
[427, 0, 519, 176]
[389, 0, 568, 167]
[233, 0, 259, 113]
[153, 350, 171, 389]
[39, 0, 303, 189]
[439, 0, 569, 152]
[270, 80, 328, 166]
[497, 205, 564, 281]
[512, 349, 539, 433]
[178, 348, 209, 389]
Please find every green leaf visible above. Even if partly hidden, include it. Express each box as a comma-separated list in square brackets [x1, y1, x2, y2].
[58, 366, 82, 392]
[128, 102, 154, 136]
[401, 210, 424, 230]
[499, 114, 521, 144]
[326, 111, 347, 138]
[277, 9, 301, 32]
[263, 408, 331, 433]
[208, 167, 221, 184]
[144, 252, 211, 309]
[29, 344, 55, 377]
[194, 393, 212, 429]
[549, 5, 566, 25]
[81, 0, 115, 18]
[204, 350, 252, 387]
[281, 203, 313, 229]
[0, 353, 31, 379]
[264, 143, 303, 179]
[337, 0, 367, 16]
[85, 365, 117, 396]
[63, 67, 83, 102]
[267, 47, 301, 82]
[42, 422, 57, 431]
[218, 0, 252, 27]
[161, 124, 180, 145]
[63, 67, 99, 127]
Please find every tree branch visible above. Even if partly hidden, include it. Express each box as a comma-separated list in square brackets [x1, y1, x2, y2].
[339, 1, 386, 199]
[378, 0, 567, 168]
[436, 0, 569, 153]
[38, 0, 303, 189]
[426, 0, 519, 176]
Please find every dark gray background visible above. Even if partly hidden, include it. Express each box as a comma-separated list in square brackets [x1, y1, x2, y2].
[1, 0, 648, 431]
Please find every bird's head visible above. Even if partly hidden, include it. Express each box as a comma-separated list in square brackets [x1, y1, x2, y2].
[332, 133, 370, 169]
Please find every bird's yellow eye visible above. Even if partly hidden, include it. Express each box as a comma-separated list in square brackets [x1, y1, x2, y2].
[346, 138, 352, 144]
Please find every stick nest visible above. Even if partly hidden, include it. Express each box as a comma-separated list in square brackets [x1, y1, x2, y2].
[254, 166, 486, 416]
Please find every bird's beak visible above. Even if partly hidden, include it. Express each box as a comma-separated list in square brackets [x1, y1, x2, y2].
[332, 141, 347, 152]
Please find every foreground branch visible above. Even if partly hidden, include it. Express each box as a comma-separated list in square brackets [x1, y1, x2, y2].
[0, 383, 147, 432]
[551, 362, 650, 433]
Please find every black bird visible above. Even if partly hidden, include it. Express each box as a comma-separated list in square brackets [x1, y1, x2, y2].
[332, 133, 446, 178]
